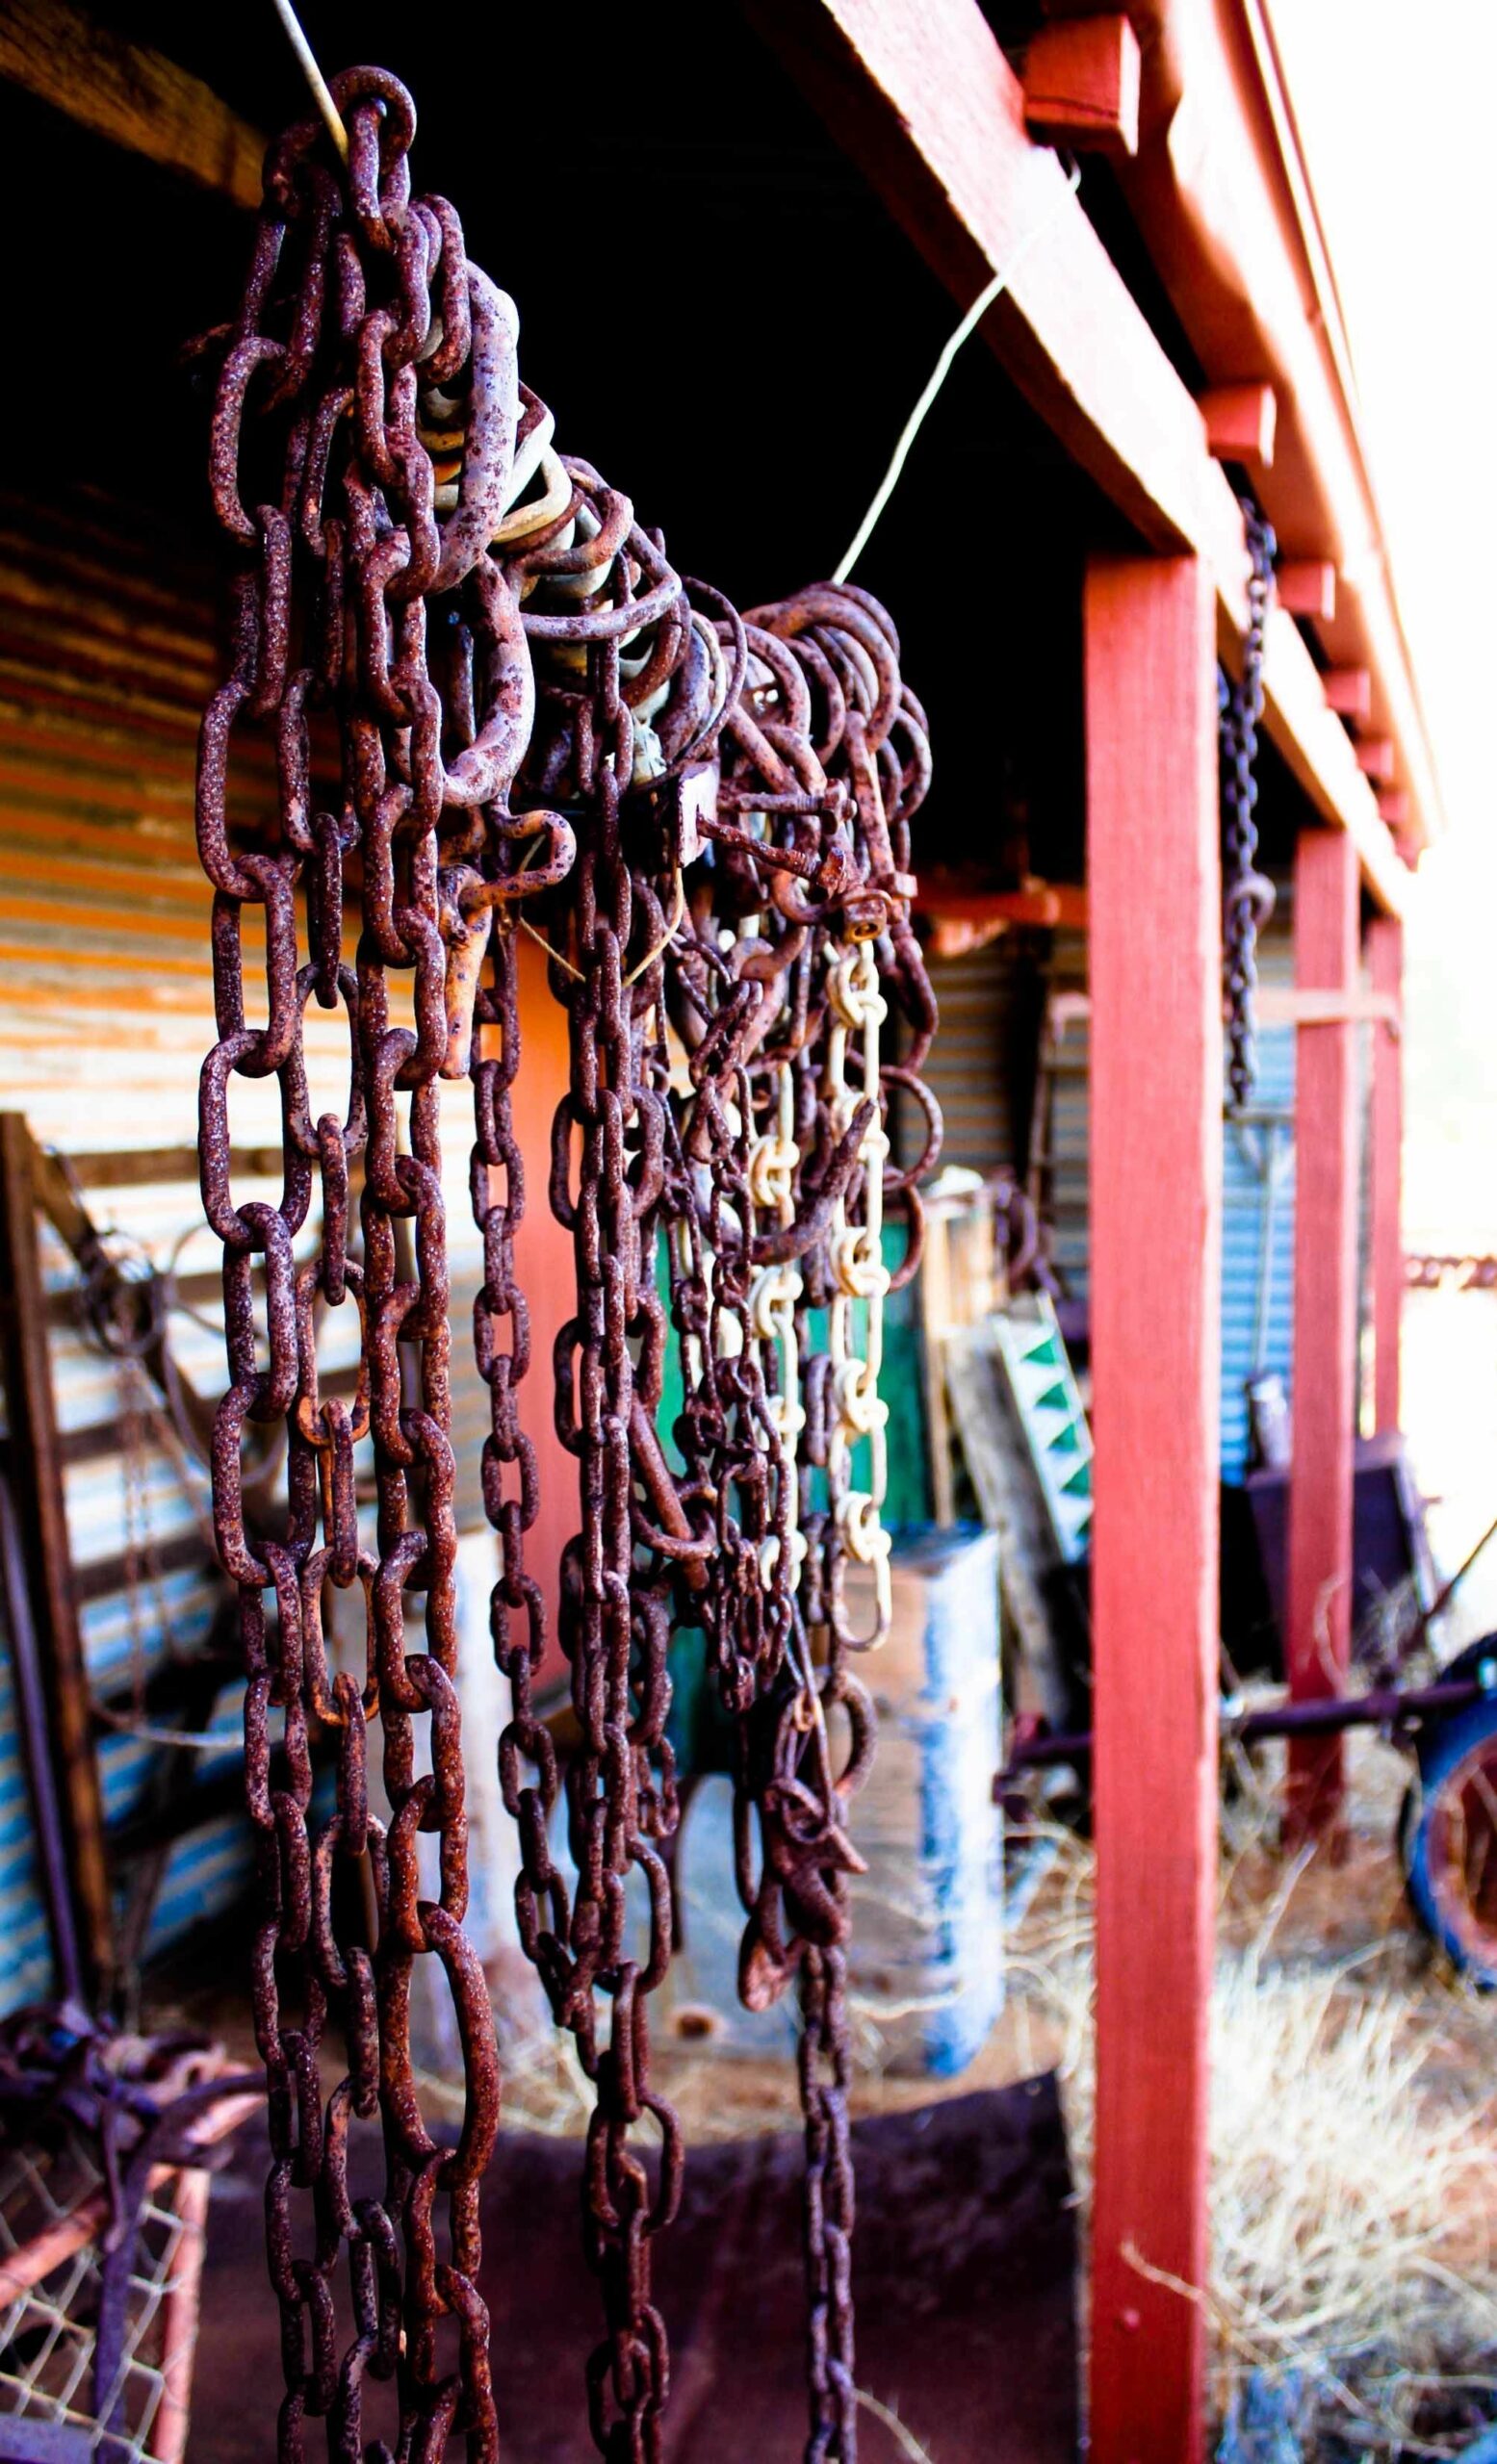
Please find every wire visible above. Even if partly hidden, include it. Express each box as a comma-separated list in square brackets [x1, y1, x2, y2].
[831, 157, 1083, 585]
[269, 0, 348, 161]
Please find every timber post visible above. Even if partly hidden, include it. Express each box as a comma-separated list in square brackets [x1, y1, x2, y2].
[1367, 913, 1404, 1434]
[1085, 553, 1221, 2464]
[1286, 826, 1361, 1839]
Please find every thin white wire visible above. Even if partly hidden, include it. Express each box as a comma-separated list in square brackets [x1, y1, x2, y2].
[269, 0, 349, 160]
[832, 157, 1083, 585]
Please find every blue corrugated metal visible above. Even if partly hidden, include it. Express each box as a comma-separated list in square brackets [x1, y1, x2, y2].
[1220, 949, 1297, 1484]
[1034, 925, 1309, 1485]
[0, 1634, 53, 2012]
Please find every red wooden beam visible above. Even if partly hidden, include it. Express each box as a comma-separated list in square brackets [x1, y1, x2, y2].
[1201, 382, 1278, 472]
[746, 0, 1408, 916]
[1278, 559, 1338, 620]
[1323, 667, 1372, 720]
[1021, 14, 1140, 160]
[1086, 554, 1220, 2464]
[1287, 828, 1361, 1842]
[915, 880, 1089, 929]
[1368, 915, 1404, 1433]
[1355, 735, 1395, 784]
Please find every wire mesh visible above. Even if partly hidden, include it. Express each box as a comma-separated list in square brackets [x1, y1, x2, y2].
[0, 2127, 206, 2463]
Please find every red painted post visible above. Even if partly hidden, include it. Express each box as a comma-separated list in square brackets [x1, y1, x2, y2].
[1286, 827, 1361, 1838]
[1085, 553, 1221, 2464]
[1368, 914, 1404, 1434]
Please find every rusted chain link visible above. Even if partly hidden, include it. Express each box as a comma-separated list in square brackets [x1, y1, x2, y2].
[194, 66, 940, 2464]
[1406, 1255, 1497, 1291]
[1221, 501, 1277, 1114]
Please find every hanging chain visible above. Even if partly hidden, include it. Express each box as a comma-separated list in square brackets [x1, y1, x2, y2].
[1221, 500, 1278, 1114]
[194, 67, 940, 2464]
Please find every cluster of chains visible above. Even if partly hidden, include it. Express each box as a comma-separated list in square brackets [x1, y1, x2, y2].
[1220, 500, 1277, 1113]
[193, 67, 939, 2464]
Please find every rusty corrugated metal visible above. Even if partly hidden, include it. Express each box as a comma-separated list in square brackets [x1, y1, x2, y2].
[0, 489, 491, 1990]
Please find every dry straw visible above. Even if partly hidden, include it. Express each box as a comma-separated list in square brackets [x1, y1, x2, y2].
[1008, 1753, 1497, 2460]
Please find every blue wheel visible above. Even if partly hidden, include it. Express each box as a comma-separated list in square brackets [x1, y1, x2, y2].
[1402, 1669, 1497, 1987]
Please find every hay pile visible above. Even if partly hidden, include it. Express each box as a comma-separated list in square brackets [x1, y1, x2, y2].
[1008, 1772, 1497, 2460]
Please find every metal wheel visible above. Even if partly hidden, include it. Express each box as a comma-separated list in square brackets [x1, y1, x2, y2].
[1402, 1682, 1497, 1987]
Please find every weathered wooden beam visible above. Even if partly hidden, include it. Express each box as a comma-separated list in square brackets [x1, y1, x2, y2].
[0, 0, 264, 210]
[1287, 828, 1360, 1843]
[1278, 559, 1338, 621]
[747, 0, 1407, 915]
[744, 0, 1238, 557]
[1368, 915, 1404, 1434]
[1021, 14, 1140, 160]
[0, 1115, 113, 1995]
[915, 881, 1088, 929]
[1323, 667, 1373, 720]
[1257, 606, 1406, 921]
[1086, 554, 1220, 2464]
[1201, 381, 1277, 472]
[1355, 735, 1396, 784]
[1109, 0, 1442, 851]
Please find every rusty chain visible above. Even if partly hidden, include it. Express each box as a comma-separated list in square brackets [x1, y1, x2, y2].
[1221, 500, 1277, 1114]
[1405, 1255, 1497, 1291]
[194, 66, 939, 2464]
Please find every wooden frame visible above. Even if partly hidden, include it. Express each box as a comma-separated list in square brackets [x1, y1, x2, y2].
[1086, 555, 1221, 2464]
[0, 1115, 111, 1995]
[0, 0, 262, 207]
[748, 0, 1409, 916]
[1286, 830, 1361, 1839]
[1368, 915, 1404, 1434]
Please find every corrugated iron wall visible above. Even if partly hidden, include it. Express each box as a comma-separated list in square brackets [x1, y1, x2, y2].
[0, 1586, 52, 2011]
[916, 938, 1031, 1177]
[0, 488, 492, 2008]
[1221, 939, 1297, 1484]
[912, 915, 1371, 1487]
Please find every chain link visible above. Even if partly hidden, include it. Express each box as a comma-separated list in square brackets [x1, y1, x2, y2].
[194, 69, 941, 2464]
[1221, 500, 1278, 1114]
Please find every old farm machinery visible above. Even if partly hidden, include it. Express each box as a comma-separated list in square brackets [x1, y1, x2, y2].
[994, 511, 1497, 1992]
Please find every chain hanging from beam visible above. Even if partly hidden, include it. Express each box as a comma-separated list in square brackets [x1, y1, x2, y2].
[193, 64, 939, 2464]
[1221, 500, 1278, 1114]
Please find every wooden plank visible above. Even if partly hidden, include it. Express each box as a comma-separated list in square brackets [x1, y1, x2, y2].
[1324, 667, 1373, 720]
[918, 1206, 959, 1528]
[1277, 560, 1337, 620]
[1286, 828, 1360, 1840]
[749, 0, 1408, 918]
[1258, 607, 1407, 920]
[0, 1115, 112, 1993]
[0, 0, 264, 209]
[1368, 915, 1404, 1434]
[1355, 736, 1396, 784]
[1085, 554, 1219, 2464]
[746, 0, 1235, 557]
[916, 881, 1088, 930]
[1021, 15, 1140, 160]
[942, 1316, 1076, 1728]
[1201, 382, 1277, 471]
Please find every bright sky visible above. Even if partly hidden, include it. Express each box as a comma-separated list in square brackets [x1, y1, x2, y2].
[1273, 1, 1497, 1242]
